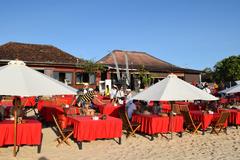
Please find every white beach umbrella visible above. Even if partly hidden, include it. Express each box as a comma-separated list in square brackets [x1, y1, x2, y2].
[219, 83, 240, 94]
[0, 60, 77, 157]
[132, 74, 218, 101]
[0, 60, 77, 96]
[131, 73, 218, 140]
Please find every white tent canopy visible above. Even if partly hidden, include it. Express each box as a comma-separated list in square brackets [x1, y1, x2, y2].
[219, 83, 240, 94]
[132, 74, 218, 101]
[0, 60, 77, 96]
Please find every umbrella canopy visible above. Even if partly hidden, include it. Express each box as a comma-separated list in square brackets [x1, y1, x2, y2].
[219, 83, 240, 94]
[0, 60, 77, 96]
[132, 74, 218, 101]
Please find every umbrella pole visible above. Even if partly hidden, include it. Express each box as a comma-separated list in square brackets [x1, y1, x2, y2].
[170, 101, 174, 140]
[13, 108, 17, 157]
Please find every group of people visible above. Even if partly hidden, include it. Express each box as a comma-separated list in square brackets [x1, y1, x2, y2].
[105, 85, 127, 105]
[126, 100, 162, 119]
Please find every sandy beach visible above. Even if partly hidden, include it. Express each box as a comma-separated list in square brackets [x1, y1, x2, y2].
[0, 125, 239, 160]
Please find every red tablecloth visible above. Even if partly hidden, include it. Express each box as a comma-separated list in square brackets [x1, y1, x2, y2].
[39, 104, 79, 123]
[1, 99, 13, 106]
[68, 116, 122, 141]
[97, 103, 123, 118]
[39, 105, 64, 122]
[220, 98, 229, 104]
[0, 119, 42, 146]
[1, 97, 36, 107]
[132, 114, 183, 135]
[21, 97, 36, 107]
[219, 109, 240, 125]
[190, 111, 224, 130]
[37, 97, 74, 111]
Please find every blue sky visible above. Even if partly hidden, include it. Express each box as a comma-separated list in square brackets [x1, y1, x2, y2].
[0, 0, 239, 70]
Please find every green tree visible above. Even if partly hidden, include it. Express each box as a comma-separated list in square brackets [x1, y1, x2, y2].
[213, 55, 240, 83]
[77, 59, 106, 73]
[137, 65, 152, 87]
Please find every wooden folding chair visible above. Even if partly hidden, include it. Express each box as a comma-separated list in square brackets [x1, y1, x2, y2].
[179, 105, 189, 112]
[181, 111, 202, 135]
[119, 109, 141, 138]
[52, 114, 74, 147]
[210, 111, 230, 135]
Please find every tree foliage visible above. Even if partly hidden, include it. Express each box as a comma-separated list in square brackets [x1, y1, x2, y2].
[201, 67, 214, 82]
[78, 59, 106, 73]
[137, 65, 152, 87]
[213, 55, 240, 83]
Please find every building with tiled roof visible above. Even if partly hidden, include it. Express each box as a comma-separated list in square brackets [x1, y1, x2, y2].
[0, 42, 202, 91]
[97, 50, 201, 89]
[0, 42, 100, 89]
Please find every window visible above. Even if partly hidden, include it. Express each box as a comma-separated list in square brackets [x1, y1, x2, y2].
[101, 71, 107, 81]
[53, 72, 72, 84]
[65, 73, 73, 84]
[76, 72, 96, 85]
[89, 73, 96, 84]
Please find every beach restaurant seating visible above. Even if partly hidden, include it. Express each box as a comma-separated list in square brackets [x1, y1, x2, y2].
[52, 114, 73, 147]
[210, 111, 230, 135]
[181, 111, 202, 135]
[119, 109, 141, 138]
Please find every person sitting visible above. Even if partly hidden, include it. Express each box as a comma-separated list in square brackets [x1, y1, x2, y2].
[206, 101, 218, 112]
[10, 96, 25, 118]
[230, 101, 240, 109]
[81, 101, 95, 116]
[152, 101, 161, 114]
[127, 100, 138, 119]
[0, 96, 5, 120]
[139, 100, 148, 113]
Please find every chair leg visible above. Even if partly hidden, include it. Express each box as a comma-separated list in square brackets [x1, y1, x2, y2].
[217, 127, 222, 135]
[224, 127, 228, 134]
[192, 123, 202, 135]
[62, 131, 74, 146]
[127, 125, 140, 138]
[56, 131, 73, 147]
[211, 127, 218, 135]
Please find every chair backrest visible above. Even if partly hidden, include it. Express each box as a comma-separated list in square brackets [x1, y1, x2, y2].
[216, 111, 230, 126]
[172, 104, 181, 114]
[52, 114, 64, 134]
[181, 111, 195, 126]
[179, 105, 189, 112]
[119, 109, 133, 131]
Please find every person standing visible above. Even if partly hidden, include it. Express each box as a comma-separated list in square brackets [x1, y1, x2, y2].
[110, 85, 118, 101]
[116, 86, 125, 105]
[105, 85, 110, 97]
[203, 83, 211, 94]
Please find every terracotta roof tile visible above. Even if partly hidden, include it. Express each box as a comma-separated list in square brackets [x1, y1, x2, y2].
[97, 50, 201, 73]
[0, 42, 84, 64]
